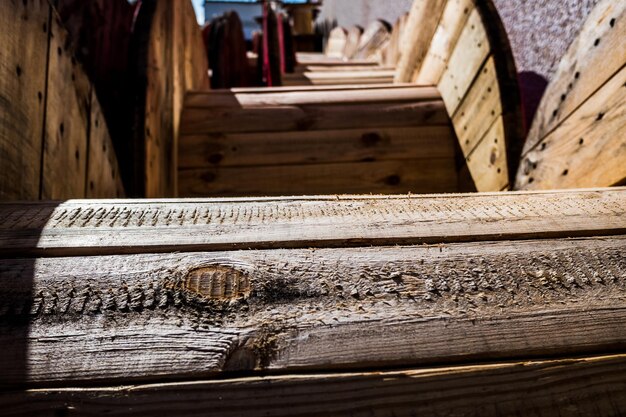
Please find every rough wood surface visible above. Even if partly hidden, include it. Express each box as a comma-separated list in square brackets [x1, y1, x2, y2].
[0, 236, 624, 386]
[0, 0, 49, 200]
[0, 188, 623, 257]
[416, 0, 475, 85]
[465, 116, 509, 191]
[523, 0, 626, 155]
[516, 65, 626, 190]
[40, 13, 90, 200]
[394, 0, 446, 83]
[179, 158, 457, 197]
[3, 354, 626, 416]
[179, 126, 455, 169]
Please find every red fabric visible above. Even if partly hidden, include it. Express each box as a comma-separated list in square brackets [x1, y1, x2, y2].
[262, 1, 273, 86]
[277, 13, 286, 74]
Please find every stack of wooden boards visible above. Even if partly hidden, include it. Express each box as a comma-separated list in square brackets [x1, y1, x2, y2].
[1, 188, 625, 415]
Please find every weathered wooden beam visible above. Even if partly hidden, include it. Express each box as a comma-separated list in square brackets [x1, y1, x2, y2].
[3, 354, 626, 416]
[282, 69, 395, 86]
[0, 236, 625, 386]
[0, 188, 624, 257]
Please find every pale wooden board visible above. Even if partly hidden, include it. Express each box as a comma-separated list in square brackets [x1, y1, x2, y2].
[453, 55, 501, 157]
[324, 26, 347, 58]
[227, 83, 412, 94]
[282, 75, 395, 86]
[3, 354, 626, 416]
[416, 0, 475, 85]
[180, 100, 449, 135]
[86, 91, 125, 198]
[466, 116, 509, 191]
[0, 236, 624, 385]
[354, 20, 391, 60]
[524, 0, 626, 155]
[184, 85, 441, 108]
[394, 0, 447, 83]
[0, 0, 49, 201]
[438, 8, 490, 115]
[342, 26, 363, 59]
[0, 188, 624, 256]
[178, 126, 456, 169]
[383, 13, 408, 67]
[295, 52, 374, 66]
[516, 65, 626, 190]
[299, 64, 395, 73]
[178, 158, 458, 197]
[40, 14, 90, 200]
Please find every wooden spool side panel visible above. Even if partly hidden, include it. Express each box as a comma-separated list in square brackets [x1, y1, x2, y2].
[86, 90, 125, 198]
[40, 13, 90, 199]
[325, 27, 347, 58]
[139, 0, 209, 198]
[394, 0, 446, 83]
[342, 26, 363, 59]
[0, 0, 49, 200]
[516, 66, 626, 190]
[524, 0, 626, 155]
[353, 20, 391, 61]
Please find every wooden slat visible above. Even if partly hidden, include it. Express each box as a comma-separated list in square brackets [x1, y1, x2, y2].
[226, 83, 412, 94]
[0, 188, 624, 257]
[383, 13, 408, 67]
[416, 0, 475, 84]
[179, 126, 455, 169]
[299, 64, 395, 73]
[179, 158, 457, 197]
[353, 20, 391, 60]
[452, 56, 501, 157]
[524, 0, 626, 155]
[0, 236, 624, 385]
[86, 91, 125, 198]
[516, 65, 626, 190]
[184, 85, 440, 108]
[324, 27, 347, 58]
[466, 116, 509, 191]
[394, 0, 446, 83]
[40, 13, 90, 199]
[0, 0, 49, 200]
[342, 26, 363, 59]
[181, 100, 449, 135]
[438, 8, 490, 115]
[3, 354, 626, 416]
[282, 70, 395, 86]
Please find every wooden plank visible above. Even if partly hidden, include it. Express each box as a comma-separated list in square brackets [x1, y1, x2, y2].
[295, 52, 375, 66]
[226, 83, 412, 94]
[524, 0, 626, 155]
[453, 56, 501, 156]
[0, 188, 624, 257]
[466, 116, 509, 191]
[416, 0, 475, 84]
[342, 26, 363, 59]
[179, 126, 456, 169]
[3, 354, 626, 416]
[438, 8, 490, 115]
[297, 65, 396, 73]
[516, 65, 626, 190]
[184, 85, 440, 108]
[0, 236, 624, 385]
[0, 0, 49, 200]
[179, 158, 457, 197]
[181, 100, 449, 135]
[325, 26, 347, 58]
[282, 69, 395, 86]
[86, 91, 125, 198]
[40, 13, 90, 200]
[384, 13, 408, 67]
[354, 20, 391, 60]
[394, 0, 446, 83]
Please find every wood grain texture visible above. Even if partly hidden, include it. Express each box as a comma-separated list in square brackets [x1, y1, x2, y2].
[0, 236, 624, 385]
[178, 158, 457, 197]
[465, 116, 509, 191]
[438, 8, 490, 115]
[181, 100, 449, 135]
[86, 90, 125, 198]
[0, 0, 49, 200]
[3, 354, 626, 416]
[416, 0, 475, 85]
[524, 0, 626, 155]
[40, 13, 90, 200]
[0, 188, 624, 257]
[516, 65, 626, 190]
[184, 85, 441, 108]
[179, 126, 455, 169]
[394, 0, 446, 83]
